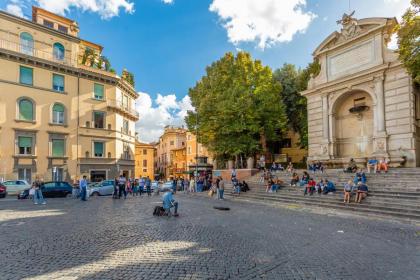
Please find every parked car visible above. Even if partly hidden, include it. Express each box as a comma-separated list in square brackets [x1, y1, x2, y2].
[0, 183, 7, 198]
[18, 181, 73, 199]
[89, 180, 115, 196]
[2, 180, 31, 195]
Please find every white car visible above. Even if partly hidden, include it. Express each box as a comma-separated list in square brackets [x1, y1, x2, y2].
[3, 180, 31, 196]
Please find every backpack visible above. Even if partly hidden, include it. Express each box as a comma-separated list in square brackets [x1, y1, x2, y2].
[153, 206, 165, 216]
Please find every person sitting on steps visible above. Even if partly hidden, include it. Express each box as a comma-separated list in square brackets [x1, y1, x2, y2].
[366, 157, 378, 173]
[355, 182, 369, 203]
[304, 178, 316, 196]
[290, 173, 299, 187]
[299, 171, 310, 187]
[344, 158, 358, 173]
[343, 180, 354, 203]
[353, 168, 367, 184]
[323, 179, 336, 194]
[377, 158, 389, 173]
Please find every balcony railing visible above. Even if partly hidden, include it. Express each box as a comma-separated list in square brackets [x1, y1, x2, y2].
[0, 38, 77, 66]
[107, 99, 140, 120]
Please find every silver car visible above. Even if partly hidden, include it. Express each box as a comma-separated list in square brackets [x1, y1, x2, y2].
[2, 180, 31, 196]
[89, 180, 115, 196]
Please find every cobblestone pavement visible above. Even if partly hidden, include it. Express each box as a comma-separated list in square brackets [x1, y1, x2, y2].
[0, 193, 419, 280]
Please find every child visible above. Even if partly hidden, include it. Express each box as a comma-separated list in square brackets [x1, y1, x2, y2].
[343, 180, 353, 203]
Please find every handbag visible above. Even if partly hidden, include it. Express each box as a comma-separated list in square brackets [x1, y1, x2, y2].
[29, 188, 35, 196]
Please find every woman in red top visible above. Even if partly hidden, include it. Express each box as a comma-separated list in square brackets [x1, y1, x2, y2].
[304, 178, 316, 196]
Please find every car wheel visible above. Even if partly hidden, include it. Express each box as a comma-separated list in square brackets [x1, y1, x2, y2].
[92, 192, 99, 197]
[66, 193, 72, 198]
[0, 194, 5, 198]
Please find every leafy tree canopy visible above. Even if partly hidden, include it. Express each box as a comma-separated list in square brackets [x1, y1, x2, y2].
[186, 52, 288, 160]
[395, 0, 420, 85]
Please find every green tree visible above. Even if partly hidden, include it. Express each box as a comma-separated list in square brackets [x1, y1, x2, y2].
[395, 0, 420, 85]
[186, 52, 287, 162]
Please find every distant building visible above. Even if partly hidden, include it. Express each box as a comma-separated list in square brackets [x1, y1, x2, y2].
[0, 7, 139, 182]
[135, 141, 155, 179]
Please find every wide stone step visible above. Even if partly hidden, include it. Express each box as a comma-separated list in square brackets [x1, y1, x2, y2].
[224, 193, 420, 222]
[242, 190, 420, 211]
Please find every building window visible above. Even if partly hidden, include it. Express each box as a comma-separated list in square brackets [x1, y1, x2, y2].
[18, 136, 32, 155]
[43, 19, 54, 28]
[123, 143, 130, 160]
[52, 103, 65, 124]
[18, 98, 34, 121]
[170, 141, 174, 146]
[18, 168, 32, 183]
[122, 119, 129, 134]
[93, 142, 104, 157]
[143, 159, 147, 167]
[53, 43, 65, 61]
[182, 142, 185, 146]
[51, 139, 65, 157]
[187, 135, 191, 140]
[20, 32, 33, 55]
[122, 95, 129, 110]
[93, 111, 105, 128]
[58, 25, 68, 34]
[188, 147, 191, 154]
[19, 66, 33, 85]
[94, 83, 104, 100]
[282, 138, 292, 148]
[52, 74, 64, 92]
[143, 149, 147, 155]
[143, 169, 147, 173]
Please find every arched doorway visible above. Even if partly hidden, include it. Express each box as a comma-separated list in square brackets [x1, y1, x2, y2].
[334, 91, 373, 158]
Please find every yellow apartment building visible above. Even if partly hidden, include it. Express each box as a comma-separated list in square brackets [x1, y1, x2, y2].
[155, 126, 186, 178]
[0, 7, 139, 183]
[169, 147, 187, 177]
[186, 131, 213, 169]
[134, 141, 155, 179]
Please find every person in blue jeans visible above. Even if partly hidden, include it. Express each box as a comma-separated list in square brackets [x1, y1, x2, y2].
[353, 169, 367, 184]
[162, 190, 178, 216]
[79, 175, 88, 201]
[33, 178, 46, 205]
[145, 177, 152, 196]
[323, 179, 336, 194]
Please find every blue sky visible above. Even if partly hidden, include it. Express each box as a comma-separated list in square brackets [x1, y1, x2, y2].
[1, 0, 411, 142]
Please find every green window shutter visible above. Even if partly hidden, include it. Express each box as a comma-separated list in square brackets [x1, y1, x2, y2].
[52, 74, 64, 91]
[52, 139, 64, 157]
[19, 99, 33, 121]
[20, 66, 33, 85]
[94, 84, 104, 99]
[94, 142, 104, 156]
[18, 136, 32, 148]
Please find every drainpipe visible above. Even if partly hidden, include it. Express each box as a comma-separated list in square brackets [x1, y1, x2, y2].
[76, 72, 80, 181]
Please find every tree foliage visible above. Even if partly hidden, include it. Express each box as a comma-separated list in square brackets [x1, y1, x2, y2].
[273, 60, 320, 148]
[122, 69, 135, 87]
[186, 52, 288, 160]
[395, 0, 420, 85]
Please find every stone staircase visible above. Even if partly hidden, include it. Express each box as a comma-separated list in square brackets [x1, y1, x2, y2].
[224, 168, 420, 223]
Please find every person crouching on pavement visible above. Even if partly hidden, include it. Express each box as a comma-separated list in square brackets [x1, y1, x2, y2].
[162, 189, 179, 216]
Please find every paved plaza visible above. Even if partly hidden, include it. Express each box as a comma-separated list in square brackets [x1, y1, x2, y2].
[0, 194, 419, 280]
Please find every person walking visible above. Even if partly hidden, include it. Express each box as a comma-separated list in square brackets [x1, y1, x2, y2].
[189, 177, 195, 193]
[183, 178, 189, 193]
[79, 175, 88, 201]
[139, 177, 145, 196]
[118, 174, 127, 199]
[33, 177, 46, 205]
[145, 176, 152, 196]
[218, 177, 225, 200]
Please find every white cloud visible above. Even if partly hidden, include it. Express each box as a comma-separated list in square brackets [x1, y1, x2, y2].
[162, 0, 174, 4]
[209, 0, 316, 49]
[34, 0, 134, 19]
[135, 93, 192, 143]
[6, 4, 24, 17]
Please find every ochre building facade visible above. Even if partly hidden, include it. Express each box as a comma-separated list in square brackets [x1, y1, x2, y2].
[0, 7, 139, 183]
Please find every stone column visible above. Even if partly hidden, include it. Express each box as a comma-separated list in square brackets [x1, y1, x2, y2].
[321, 94, 330, 159]
[373, 76, 389, 157]
[322, 94, 329, 140]
[375, 76, 385, 133]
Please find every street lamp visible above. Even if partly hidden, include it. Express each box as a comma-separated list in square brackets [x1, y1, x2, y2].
[195, 112, 199, 190]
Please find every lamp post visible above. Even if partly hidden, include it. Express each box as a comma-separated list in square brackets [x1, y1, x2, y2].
[195, 112, 199, 191]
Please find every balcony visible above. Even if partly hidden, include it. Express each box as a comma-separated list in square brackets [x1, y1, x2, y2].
[0, 38, 76, 67]
[107, 99, 140, 121]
